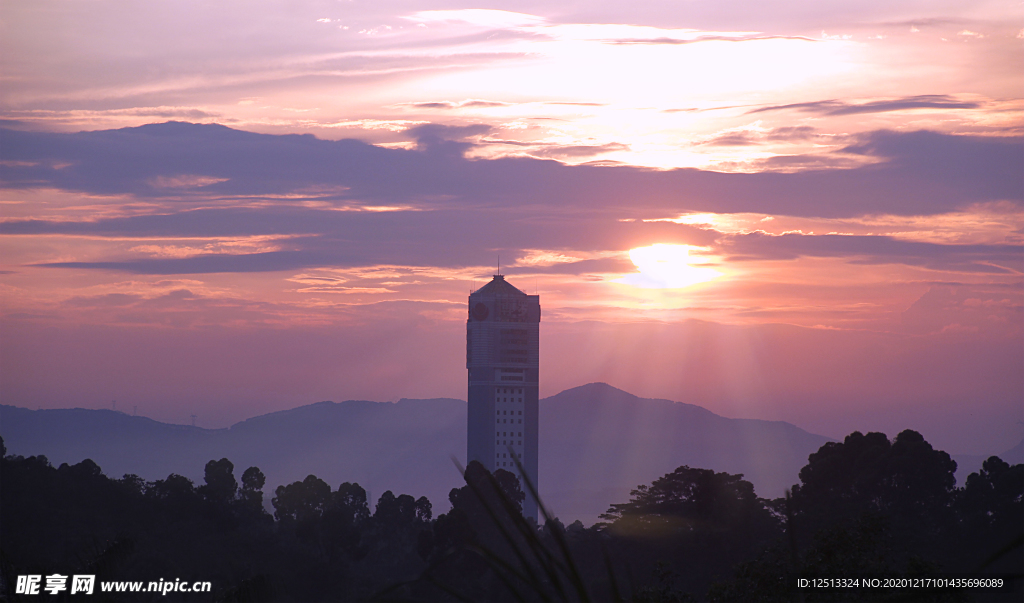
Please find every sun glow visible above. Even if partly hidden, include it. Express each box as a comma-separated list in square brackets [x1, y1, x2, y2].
[616, 244, 723, 289]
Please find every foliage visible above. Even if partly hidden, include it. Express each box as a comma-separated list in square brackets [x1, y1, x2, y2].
[200, 458, 239, 503]
[1, 431, 1021, 602]
[791, 430, 958, 533]
[710, 431, 1022, 602]
[600, 466, 778, 540]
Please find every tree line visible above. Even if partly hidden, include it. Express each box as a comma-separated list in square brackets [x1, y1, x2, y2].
[0, 430, 1020, 601]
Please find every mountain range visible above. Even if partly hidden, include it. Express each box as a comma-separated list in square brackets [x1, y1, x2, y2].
[3, 382, 1018, 525]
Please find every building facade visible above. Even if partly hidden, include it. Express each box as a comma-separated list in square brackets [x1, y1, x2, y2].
[466, 274, 540, 519]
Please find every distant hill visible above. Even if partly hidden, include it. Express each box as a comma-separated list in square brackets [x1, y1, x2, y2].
[952, 437, 1024, 485]
[1, 398, 466, 521]
[539, 383, 831, 521]
[1, 383, 853, 524]
[1001, 437, 1024, 464]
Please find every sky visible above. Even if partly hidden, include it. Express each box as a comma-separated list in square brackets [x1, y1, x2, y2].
[1, 1, 1022, 456]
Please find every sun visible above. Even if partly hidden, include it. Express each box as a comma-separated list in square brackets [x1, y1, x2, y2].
[615, 244, 722, 289]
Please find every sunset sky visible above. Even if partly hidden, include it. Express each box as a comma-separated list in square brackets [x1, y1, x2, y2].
[1, 1, 1021, 456]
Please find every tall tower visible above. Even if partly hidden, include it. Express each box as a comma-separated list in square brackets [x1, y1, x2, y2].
[467, 274, 540, 519]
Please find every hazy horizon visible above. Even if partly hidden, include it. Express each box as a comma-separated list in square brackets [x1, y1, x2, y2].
[5, 378, 1022, 461]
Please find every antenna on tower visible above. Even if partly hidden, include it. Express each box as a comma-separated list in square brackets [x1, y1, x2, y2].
[133, 405, 138, 416]
[190, 414, 197, 427]
[112, 400, 116, 411]
[497, 254, 500, 276]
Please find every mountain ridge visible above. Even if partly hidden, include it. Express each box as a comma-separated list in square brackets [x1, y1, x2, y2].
[5, 383, 1010, 524]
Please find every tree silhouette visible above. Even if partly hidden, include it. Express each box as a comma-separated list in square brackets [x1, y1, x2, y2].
[709, 431, 1023, 601]
[241, 465, 265, 493]
[272, 474, 331, 523]
[449, 461, 525, 521]
[601, 466, 778, 542]
[373, 491, 430, 527]
[4, 429, 1016, 602]
[240, 465, 267, 510]
[789, 429, 958, 558]
[199, 457, 241, 532]
[321, 481, 370, 564]
[960, 456, 1023, 529]
[148, 473, 198, 508]
[957, 456, 1024, 574]
[334, 481, 370, 524]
